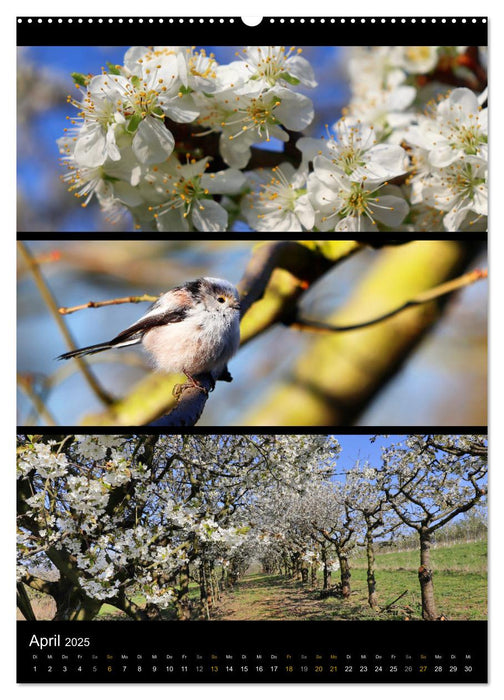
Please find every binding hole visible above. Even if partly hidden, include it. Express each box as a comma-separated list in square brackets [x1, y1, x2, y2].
[241, 16, 262, 27]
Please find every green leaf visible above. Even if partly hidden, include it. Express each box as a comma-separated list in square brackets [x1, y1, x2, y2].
[130, 75, 141, 89]
[71, 72, 89, 88]
[126, 114, 142, 134]
[179, 85, 193, 95]
[106, 62, 121, 76]
[280, 72, 300, 86]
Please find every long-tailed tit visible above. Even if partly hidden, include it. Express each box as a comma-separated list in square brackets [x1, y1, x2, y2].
[58, 277, 241, 390]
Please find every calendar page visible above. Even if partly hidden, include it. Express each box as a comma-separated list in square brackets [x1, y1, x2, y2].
[16, 15, 488, 684]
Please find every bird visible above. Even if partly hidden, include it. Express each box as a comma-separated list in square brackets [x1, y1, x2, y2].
[58, 277, 241, 393]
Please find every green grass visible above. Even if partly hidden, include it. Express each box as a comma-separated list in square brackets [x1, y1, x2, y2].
[351, 540, 487, 574]
[212, 541, 487, 622]
[20, 540, 487, 622]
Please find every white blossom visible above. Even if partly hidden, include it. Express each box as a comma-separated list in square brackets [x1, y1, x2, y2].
[56, 46, 488, 234]
[243, 163, 314, 232]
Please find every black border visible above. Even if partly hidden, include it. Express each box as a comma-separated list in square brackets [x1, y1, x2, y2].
[17, 619, 488, 683]
[16, 16, 488, 46]
[16, 426, 488, 436]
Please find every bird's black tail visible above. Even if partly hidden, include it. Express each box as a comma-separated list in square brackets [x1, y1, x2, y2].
[57, 342, 115, 361]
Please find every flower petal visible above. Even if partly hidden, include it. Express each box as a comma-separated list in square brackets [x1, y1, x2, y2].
[273, 88, 314, 131]
[285, 54, 317, 87]
[132, 118, 175, 165]
[161, 94, 200, 123]
[201, 169, 247, 195]
[74, 124, 108, 168]
[156, 208, 189, 233]
[370, 195, 409, 226]
[191, 199, 228, 232]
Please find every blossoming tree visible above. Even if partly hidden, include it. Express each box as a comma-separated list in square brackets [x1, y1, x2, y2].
[379, 434, 487, 620]
[17, 433, 340, 620]
[344, 462, 402, 609]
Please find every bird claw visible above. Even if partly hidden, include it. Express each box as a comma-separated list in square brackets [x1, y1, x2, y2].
[218, 366, 233, 383]
[172, 372, 213, 399]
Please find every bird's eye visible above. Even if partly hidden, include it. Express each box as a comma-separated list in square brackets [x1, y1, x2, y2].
[217, 296, 226, 304]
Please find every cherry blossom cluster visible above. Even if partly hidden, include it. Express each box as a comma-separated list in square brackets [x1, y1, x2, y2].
[58, 45, 487, 233]
[58, 45, 315, 232]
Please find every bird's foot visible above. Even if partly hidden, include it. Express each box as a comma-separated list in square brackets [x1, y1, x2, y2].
[172, 372, 214, 399]
[218, 366, 233, 383]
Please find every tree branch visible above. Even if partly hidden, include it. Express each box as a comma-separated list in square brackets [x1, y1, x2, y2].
[244, 241, 485, 426]
[18, 241, 114, 406]
[58, 294, 158, 315]
[17, 373, 57, 426]
[288, 268, 487, 334]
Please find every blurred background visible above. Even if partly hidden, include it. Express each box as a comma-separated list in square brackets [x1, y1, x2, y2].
[17, 46, 348, 233]
[17, 240, 487, 427]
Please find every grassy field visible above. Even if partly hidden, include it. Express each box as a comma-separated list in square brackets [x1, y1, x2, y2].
[18, 540, 487, 621]
[212, 541, 487, 622]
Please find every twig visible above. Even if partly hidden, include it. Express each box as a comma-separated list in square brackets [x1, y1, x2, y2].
[58, 294, 158, 315]
[380, 589, 409, 614]
[238, 240, 362, 345]
[17, 373, 57, 426]
[288, 268, 487, 334]
[17, 241, 114, 406]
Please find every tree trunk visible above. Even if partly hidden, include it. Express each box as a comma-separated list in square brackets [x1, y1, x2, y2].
[365, 531, 378, 609]
[293, 554, 301, 580]
[301, 564, 309, 584]
[109, 592, 160, 621]
[311, 564, 317, 587]
[52, 581, 102, 621]
[338, 554, 351, 599]
[323, 564, 331, 590]
[199, 563, 213, 619]
[419, 529, 437, 620]
[144, 603, 163, 620]
[205, 563, 213, 610]
[175, 565, 191, 620]
[17, 583, 36, 621]
[322, 548, 331, 590]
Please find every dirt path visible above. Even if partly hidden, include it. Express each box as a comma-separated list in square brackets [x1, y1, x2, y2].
[212, 573, 345, 621]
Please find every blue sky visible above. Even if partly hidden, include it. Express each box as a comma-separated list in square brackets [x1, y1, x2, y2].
[335, 434, 396, 472]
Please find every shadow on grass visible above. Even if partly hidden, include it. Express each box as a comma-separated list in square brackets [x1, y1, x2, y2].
[211, 574, 383, 622]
